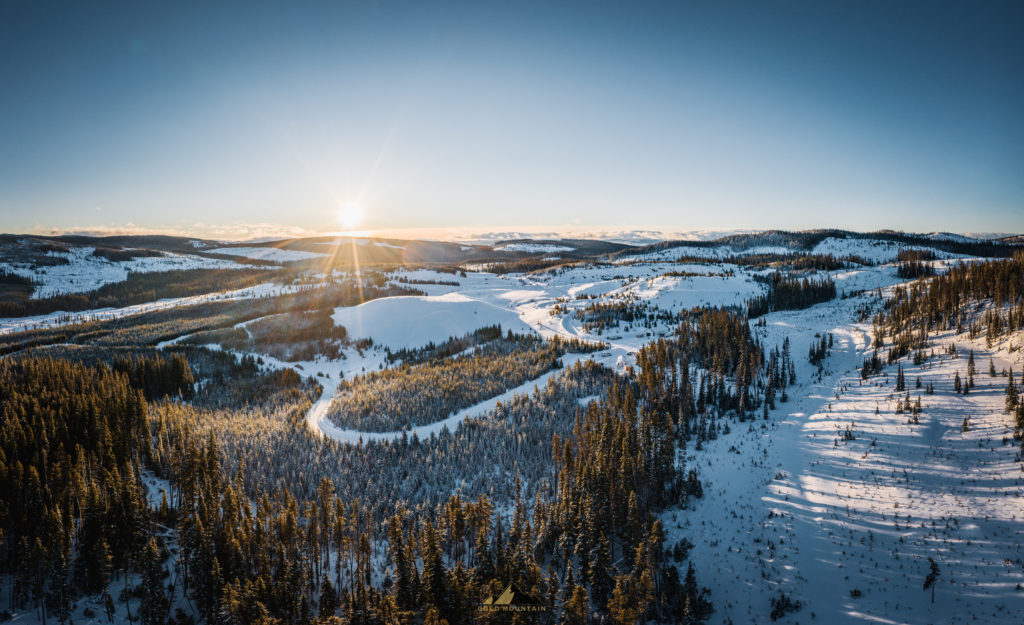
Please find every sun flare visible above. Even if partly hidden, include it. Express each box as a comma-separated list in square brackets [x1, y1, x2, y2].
[335, 202, 364, 230]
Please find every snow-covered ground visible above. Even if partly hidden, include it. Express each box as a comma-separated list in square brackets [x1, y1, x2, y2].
[0, 245, 250, 298]
[675, 295, 1024, 625]
[207, 246, 328, 262]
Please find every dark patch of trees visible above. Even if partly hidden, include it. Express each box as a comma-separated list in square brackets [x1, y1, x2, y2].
[747, 272, 836, 318]
[111, 352, 196, 400]
[393, 276, 460, 287]
[809, 333, 833, 368]
[895, 248, 936, 279]
[92, 247, 165, 261]
[0, 270, 35, 303]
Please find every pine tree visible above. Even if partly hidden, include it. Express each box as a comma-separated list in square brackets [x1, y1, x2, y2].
[608, 574, 638, 625]
[561, 582, 591, 625]
[420, 522, 446, 617]
[923, 558, 940, 604]
[319, 573, 339, 618]
[1006, 369, 1019, 413]
[138, 537, 169, 625]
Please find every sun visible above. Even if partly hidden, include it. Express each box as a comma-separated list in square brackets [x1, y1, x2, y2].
[335, 202, 364, 230]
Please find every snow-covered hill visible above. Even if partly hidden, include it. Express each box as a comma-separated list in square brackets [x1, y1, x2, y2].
[810, 236, 965, 263]
[0, 245, 250, 298]
[616, 234, 973, 265]
[329, 291, 534, 349]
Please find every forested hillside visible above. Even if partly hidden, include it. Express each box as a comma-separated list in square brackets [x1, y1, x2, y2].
[0, 358, 155, 622]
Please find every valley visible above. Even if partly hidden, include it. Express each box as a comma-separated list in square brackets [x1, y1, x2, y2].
[1, 230, 1022, 624]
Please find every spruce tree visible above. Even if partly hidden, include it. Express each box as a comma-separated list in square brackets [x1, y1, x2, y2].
[923, 558, 940, 604]
[1006, 370, 1019, 413]
[138, 537, 169, 625]
[318, 573, 339, 618]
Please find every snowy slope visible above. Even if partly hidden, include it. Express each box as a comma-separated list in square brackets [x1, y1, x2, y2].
[207, 246, 328, 261]
[811, 236, 965, 263]
[674, 291, 1024, 625]
[0, 246, 249, 298]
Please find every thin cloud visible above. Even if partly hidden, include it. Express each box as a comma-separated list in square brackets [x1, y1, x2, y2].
[29, 222, 326, 242]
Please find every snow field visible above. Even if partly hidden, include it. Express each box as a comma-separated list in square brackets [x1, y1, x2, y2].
[330, 292, 534, 350]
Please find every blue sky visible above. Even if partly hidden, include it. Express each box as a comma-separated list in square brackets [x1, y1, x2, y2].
[1, 1, 1022, 239]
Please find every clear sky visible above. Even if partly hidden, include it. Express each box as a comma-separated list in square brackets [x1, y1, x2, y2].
[1, 0, 1022, 239]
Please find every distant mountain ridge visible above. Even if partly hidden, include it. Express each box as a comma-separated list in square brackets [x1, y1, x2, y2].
[608, 229, 1022, 262]
[3, 229, 1022, 272]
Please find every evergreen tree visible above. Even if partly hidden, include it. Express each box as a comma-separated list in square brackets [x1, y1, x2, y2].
[138, 537, 169, 625]
[319, 574, 339, 618]
[561, 583, 591, 625]
[1007, 369, 1019, 413]
[923, 558, 940, 604]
